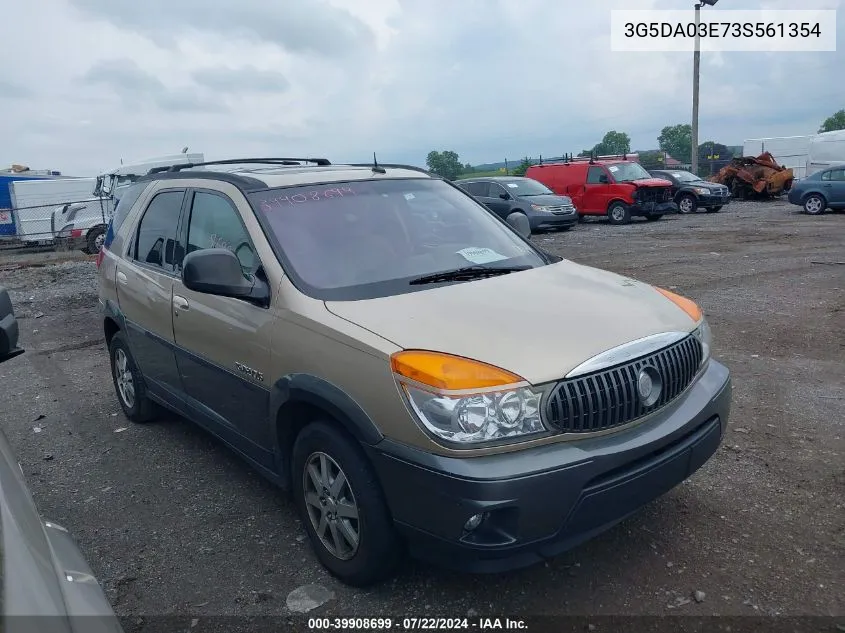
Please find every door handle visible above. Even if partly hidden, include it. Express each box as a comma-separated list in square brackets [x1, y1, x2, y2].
[173, 295, 190, 311]
[116, 271, 127, 285]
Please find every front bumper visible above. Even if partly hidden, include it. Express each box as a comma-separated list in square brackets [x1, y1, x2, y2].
[529, 212, 578, 231]
[629, 200, 678, 216]
[367, 359, 731, 573]
[697, 193, 731, 207]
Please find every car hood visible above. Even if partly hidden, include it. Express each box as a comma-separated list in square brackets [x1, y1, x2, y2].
[687, 181, 728, 192]
[631, 178, 673, 188]
[520, 194, 573, 206]
[325, 261, 698, 385]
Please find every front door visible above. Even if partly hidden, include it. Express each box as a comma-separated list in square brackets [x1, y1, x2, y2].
[481, 183, 513, 219]
[171, 189, 275, 467]
[115, 188, 187, 405]
[582, 166, 611, 213]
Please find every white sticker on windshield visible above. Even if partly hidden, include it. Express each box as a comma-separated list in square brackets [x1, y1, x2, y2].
[608, 165, 620, 172]
[404, 193, 415, 200]
[456, 247, 509, 265]
[506, 183, 519, 188]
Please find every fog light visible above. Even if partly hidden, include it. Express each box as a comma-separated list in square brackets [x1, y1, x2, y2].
[464, 513, 487, 532]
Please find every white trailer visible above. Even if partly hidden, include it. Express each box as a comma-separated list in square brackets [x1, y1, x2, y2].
[807, 130, 845, 177]
[9, 177, 98, 244]
[742, 135, 813, 181]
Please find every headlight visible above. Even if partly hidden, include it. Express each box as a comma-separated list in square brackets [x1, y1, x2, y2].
[391, 350, 548, 445]
[530, 204, 552, 213]
[692, 318, 712, 366]
[403, 384, 545, 443]
[694, 187, 710, 195]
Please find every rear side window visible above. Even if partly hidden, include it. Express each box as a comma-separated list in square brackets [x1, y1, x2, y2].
[134, 190, 186, 272]
[111, 183, 147, 234]
[186, 191, 257, 273]
[824, 169, 845, 181]
[461, 181, 489, 196]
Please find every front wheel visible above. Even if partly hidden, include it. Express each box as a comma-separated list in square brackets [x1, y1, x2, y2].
[292, 421, 402, 587]
[84, 226, 106, 255]
[677, 194, 697, 214]
[607, 202, 631, 225]
[804, 194, 826, 215]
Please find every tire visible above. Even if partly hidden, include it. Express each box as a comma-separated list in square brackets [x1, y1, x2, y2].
[645, 214, 662, 221]
[803, 194, 826, 215]
[607, 201, 631, 225]
[707, 206, 723, 213]
[677, 194, 697, 214]
[84, 226, 106, 255]
[109, 331, 157, 423]
[292, 421, 402, 587]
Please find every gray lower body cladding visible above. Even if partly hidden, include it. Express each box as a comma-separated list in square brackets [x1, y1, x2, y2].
[366, 359, 731, 573]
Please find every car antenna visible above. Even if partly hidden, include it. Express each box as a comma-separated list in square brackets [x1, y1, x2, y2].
[371, 152, 386, 174]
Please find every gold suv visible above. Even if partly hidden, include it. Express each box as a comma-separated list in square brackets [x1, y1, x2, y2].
[97, 158, 732, 586]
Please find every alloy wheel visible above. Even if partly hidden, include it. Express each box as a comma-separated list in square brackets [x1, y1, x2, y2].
[303, 451, 360, 560]
[114, 348, 135, 408]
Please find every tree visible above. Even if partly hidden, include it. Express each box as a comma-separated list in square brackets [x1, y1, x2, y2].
[818, 109, 845, 133]
[580, 130, 631, 157]
[511, 157, 533, 177]
[426, 150, 463, 180]
[658, 124, 692, 164]
[638, 150, 666, 169]
[697, 142, 734, 176]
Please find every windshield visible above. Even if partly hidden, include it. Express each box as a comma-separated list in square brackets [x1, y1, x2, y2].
[250, 179, 547, 300]
[500, 179, 554, 196]
[607, 162, 652, 182]
[670, 171, 701, 183]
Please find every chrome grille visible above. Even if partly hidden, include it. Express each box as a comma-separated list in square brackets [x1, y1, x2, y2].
[545, 335, 703, 433]
[549, 204, 576, 215]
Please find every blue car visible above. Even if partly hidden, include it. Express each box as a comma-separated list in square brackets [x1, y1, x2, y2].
[787, 164, 845, 215]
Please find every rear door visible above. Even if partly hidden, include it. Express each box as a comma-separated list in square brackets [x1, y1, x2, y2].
[115, 188, 187, 404]
[583, 166, 611, 212]
[822, 168, 845, 207]
[171, 187, 275, 467]
[482, 182, 513, 219]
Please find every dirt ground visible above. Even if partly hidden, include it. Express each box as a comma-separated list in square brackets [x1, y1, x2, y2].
[0, 200, 842, 625]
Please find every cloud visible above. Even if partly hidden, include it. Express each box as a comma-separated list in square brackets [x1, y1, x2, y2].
[191, 67, 290, 94]
[0, 80, 31, 100]
[66, 0, 375, 58]
[0, 0, 843, 176]
[80, 58, 226, 113]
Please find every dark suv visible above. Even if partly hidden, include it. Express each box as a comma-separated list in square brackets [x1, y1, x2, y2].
[458, 177, 578, 233]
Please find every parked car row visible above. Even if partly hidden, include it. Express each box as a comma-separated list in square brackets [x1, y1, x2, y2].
[786, 164, 845, 215]
[458, 156, 738, 230]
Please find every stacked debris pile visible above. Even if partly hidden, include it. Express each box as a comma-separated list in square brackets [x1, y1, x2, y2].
[709, 152, 794, 199]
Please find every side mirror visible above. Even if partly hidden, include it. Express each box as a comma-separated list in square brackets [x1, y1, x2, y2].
[0, 287, 24, 364]
[182, 248, 269, 305]
[499, 192, 511, 200]
[505, 212, 531, 239]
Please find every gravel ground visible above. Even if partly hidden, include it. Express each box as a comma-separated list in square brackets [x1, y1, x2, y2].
[0, 200, 842, 626]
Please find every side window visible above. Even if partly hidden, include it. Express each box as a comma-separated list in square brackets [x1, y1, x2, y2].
[186, 191, 257, 273]
[111, 183, 147, 233]
[487, 183, 506, 198]
[134, 190, 185, 271]
[821, 171, 832, 181]
[829, 169, 845, 181]
[586, 167, 607, 184]
[462, 182, 489, 197]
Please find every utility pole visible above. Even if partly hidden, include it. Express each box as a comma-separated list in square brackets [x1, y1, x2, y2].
[691, 2, 701, 176]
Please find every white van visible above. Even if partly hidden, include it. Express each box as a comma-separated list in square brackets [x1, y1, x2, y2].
[807, 130, 845, 178]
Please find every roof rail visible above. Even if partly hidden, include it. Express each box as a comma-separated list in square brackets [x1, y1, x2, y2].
[146, 157, 332, 175]
[562, 153, 640, 164]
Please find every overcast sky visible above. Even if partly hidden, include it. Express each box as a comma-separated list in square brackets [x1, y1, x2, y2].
[1, 0, 842, 175]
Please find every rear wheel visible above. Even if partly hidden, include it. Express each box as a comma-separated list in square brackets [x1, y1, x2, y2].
[109, 331, 157, 423]
[804, 194, 826, 215]
[607, 202, 631, 225]
[677, 194, 697, 214]
[292, 421, 402, 587]
[84, 226, 106, 254]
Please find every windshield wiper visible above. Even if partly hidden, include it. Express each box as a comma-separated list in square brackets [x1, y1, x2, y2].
[409, 265, 531, 285]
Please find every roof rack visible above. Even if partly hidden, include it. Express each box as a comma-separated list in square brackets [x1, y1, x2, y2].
[146, 157, 332, 175]
[348, 163, 434, 176]
[558, 153, 639, 165]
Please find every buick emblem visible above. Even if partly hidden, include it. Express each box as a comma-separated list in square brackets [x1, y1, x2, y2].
[636, 366, 662, 407]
